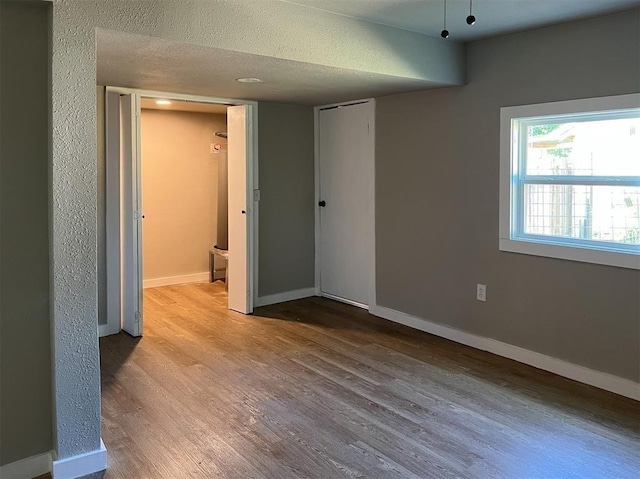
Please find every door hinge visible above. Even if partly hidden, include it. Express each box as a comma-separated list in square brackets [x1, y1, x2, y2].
[135, 311, 141, 323]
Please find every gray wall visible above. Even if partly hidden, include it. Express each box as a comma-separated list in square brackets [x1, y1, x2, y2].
[0, 1, 53, 466]
[376, 10, 640, 382]
[258, 102, 315, 297]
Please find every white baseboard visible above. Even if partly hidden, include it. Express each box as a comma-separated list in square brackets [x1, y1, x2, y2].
[370, 304, 640, 401]
[143, 272, 209, 289]
[52, 439, 107, 479]
[0, 451, 52, 479]
[255, 287, 317, 307]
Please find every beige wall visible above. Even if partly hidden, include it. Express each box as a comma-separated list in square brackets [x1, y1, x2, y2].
[141, 109, 226, 282]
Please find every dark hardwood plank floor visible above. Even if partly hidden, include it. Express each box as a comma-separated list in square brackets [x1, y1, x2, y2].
[43, 282, 640, 478]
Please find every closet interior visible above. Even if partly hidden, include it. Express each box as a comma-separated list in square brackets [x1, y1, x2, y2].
[139, 98, 229, 291]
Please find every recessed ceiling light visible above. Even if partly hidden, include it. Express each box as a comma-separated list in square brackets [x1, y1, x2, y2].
[236, 77, 262, 83]
[155, 100, 171, 105]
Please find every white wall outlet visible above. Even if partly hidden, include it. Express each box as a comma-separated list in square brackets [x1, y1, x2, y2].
[477, 284, 487, 302]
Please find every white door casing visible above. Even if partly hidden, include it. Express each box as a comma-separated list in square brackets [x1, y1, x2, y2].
[317, 100, 375, 308]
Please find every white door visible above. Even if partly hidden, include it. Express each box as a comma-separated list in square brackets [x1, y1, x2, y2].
[120, 94, 143, 336]
[318, 101, 374, 308]
[227, 105, 251, 314]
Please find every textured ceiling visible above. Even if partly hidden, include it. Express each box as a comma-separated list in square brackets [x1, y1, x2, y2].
[285, 0, 640, 42]
[97, 0, 638, 106]
[96, 30, 443, 105]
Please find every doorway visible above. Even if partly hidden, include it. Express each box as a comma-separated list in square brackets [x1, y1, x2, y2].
[101, 88, 259, 337]
[140, 98, 229, 288]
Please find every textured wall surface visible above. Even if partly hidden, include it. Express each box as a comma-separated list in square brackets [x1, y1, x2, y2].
[376, 10, 640, 382]
[0, 1, 53, 466]
[141, 110, 225, 281]
[52, 2, 102, 461]
[258, 103, 316, 297]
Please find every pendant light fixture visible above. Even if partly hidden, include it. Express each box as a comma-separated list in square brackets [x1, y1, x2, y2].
[440, 0, 449, 39]
[466, 0, 476, 25]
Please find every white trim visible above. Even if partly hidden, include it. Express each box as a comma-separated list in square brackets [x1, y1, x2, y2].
[500, 238, 640, 270]
[0, 451, 52, 479]
[143, 272, 209, 289]
[322, 292, 368, 310]
[255, 287, 317, 307]
[105, 87, 256, 108]
[314, 98, 376, 306]
[499, 93, 640, 270]
[52, 439, 107, 479]
[370, 304, 640, 401]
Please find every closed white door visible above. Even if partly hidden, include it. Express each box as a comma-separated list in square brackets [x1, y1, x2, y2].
[318, 101, 374, 307]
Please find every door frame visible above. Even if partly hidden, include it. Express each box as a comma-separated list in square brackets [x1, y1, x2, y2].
[100, 87, 260, 336]
[314, 98, 376, 309]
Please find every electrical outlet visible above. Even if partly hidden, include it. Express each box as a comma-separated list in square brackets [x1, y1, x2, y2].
[477, 284, 487, 302]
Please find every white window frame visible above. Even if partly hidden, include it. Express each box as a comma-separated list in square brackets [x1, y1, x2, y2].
[499, 93, 640, 270]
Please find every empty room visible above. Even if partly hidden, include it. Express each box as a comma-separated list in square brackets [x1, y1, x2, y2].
[0, 1, 638, 479]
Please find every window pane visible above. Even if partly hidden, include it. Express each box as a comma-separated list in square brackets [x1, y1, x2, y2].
[523, 185, 640, 245]
[525, 118, 640, 176]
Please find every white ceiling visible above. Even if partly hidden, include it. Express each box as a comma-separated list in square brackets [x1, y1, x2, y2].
[285, 0, 640, 42]
[97, 0, 639, 105]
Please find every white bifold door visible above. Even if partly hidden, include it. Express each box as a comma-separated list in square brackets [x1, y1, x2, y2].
[118, 93, 143, 336]
[227, 105, 252, 314]
[317, 101, 375, 308]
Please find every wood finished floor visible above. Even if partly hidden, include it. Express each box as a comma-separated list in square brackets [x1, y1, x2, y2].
[68, 282, 640, 478]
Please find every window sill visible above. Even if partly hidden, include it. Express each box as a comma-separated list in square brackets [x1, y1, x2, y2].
[499, 238, 640, 270]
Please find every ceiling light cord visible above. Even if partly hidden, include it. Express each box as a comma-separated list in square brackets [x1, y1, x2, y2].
[441, 0, 449, 39]
[467, 0, 476, 25]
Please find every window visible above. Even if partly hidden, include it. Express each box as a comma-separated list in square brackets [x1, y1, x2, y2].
[500, 94, 640, 270]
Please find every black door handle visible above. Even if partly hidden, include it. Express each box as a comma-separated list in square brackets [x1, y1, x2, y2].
[318, 200, 326, 207]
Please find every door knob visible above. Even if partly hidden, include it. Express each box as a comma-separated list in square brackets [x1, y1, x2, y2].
[241, 210, 246, 214]
[318, 200, 326, 207]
